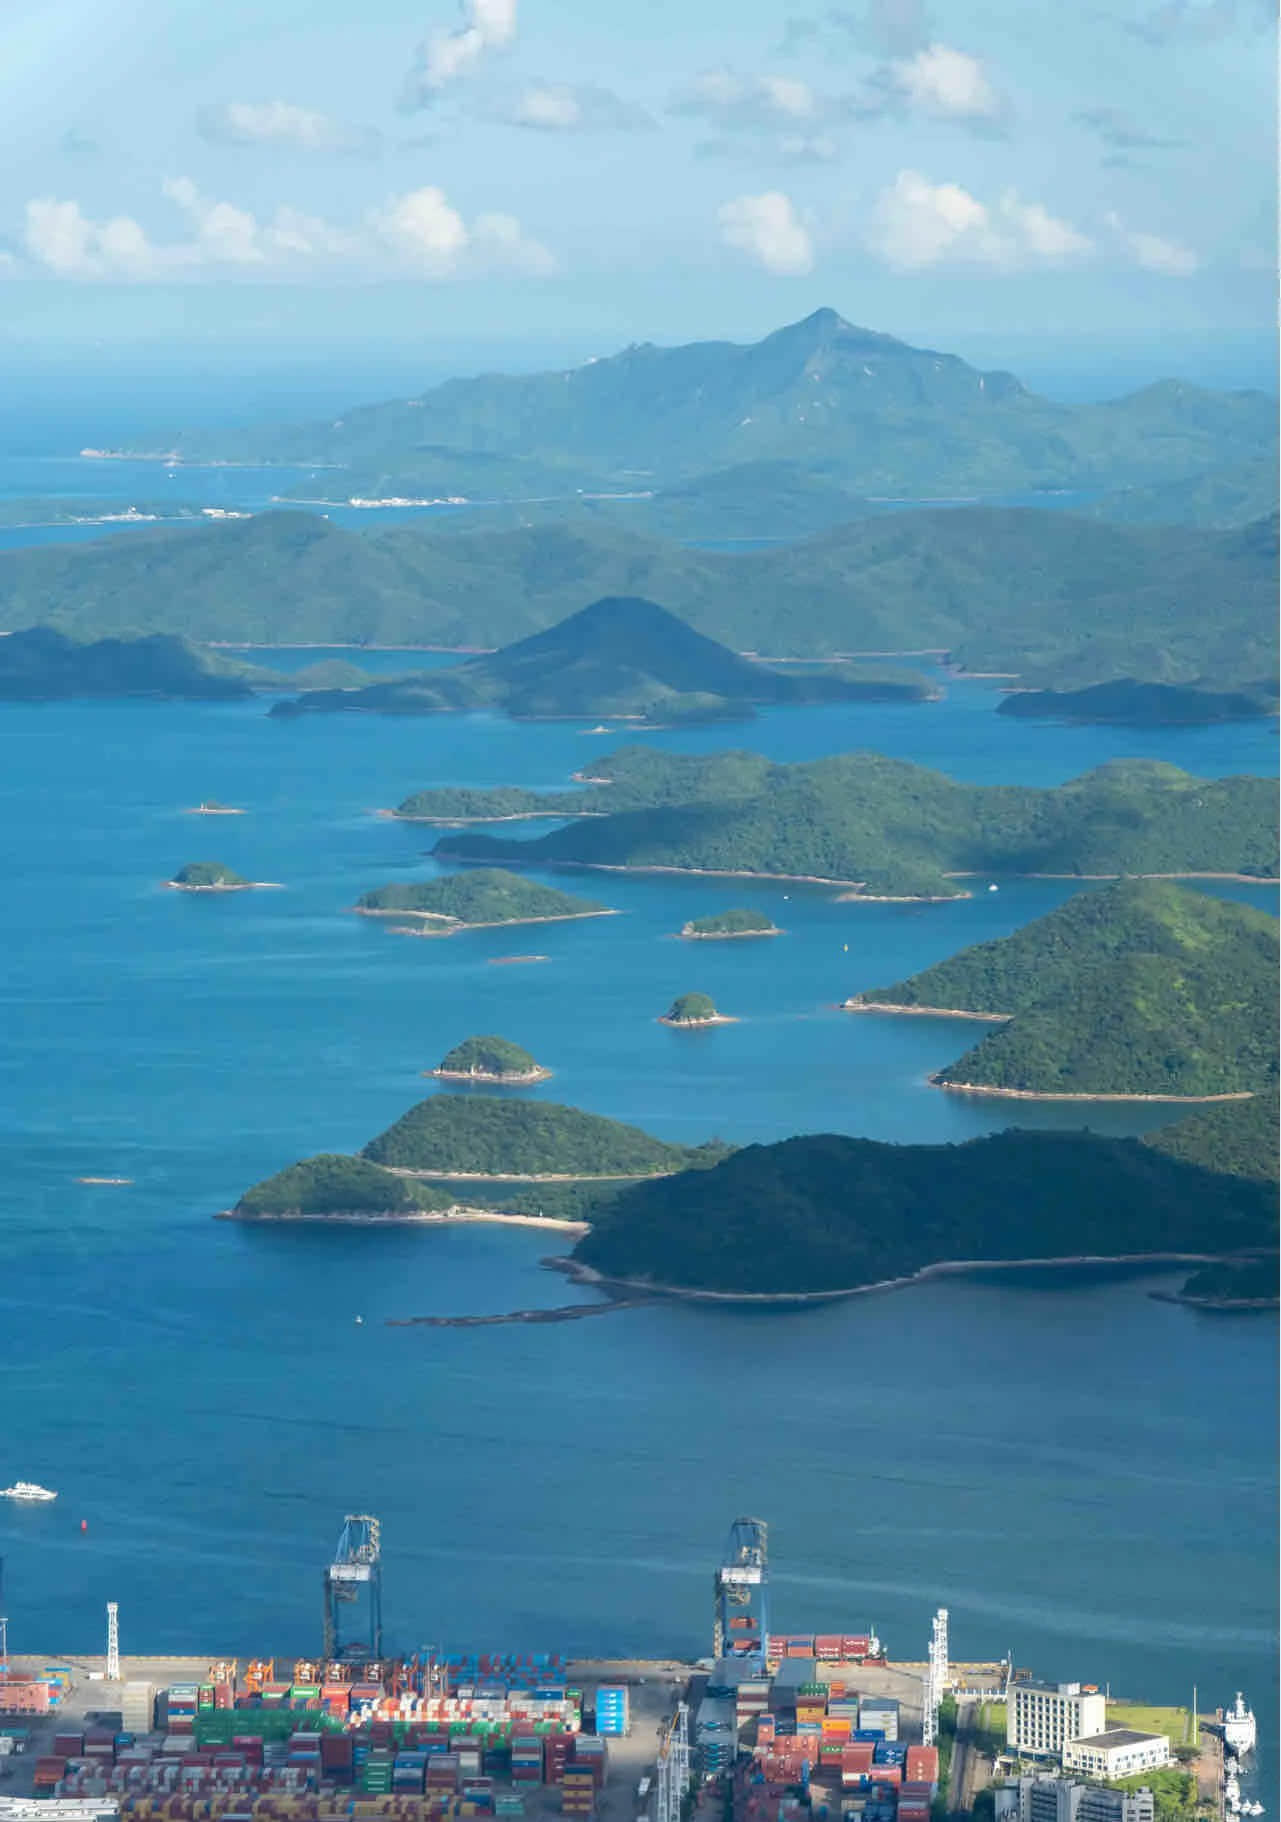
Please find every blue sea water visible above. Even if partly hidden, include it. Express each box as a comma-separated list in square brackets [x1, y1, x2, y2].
[0, 674, 1275, 1794]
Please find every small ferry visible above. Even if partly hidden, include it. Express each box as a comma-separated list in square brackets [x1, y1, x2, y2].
[1224, 1694, 1258, 1756]
[2, 1482, 57, 1502]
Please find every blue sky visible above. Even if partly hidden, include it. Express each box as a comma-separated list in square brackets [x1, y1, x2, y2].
[0, 0, 1273, 369]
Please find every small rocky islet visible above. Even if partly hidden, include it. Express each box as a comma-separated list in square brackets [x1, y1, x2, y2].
[429, 1035, 552, 1085]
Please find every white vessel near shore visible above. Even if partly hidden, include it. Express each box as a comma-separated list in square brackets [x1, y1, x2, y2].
[1224, 1694, 1257, 1756]
[2, 1481, 57, 1501]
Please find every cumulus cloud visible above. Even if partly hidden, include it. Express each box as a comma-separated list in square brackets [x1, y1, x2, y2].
[1073, 105, 1182, 149]
[718, 190, 814, 275]
[882, 43, 1005, 123]
[674, 70, 823, 132]
[1105, 211, 1198, 274]
[402, 0, 517, 107]
[507, 82, 652, 131]
[197, 100, 379, 154]
[19, 177, 550, 281]
[870, 169, 1092, 269]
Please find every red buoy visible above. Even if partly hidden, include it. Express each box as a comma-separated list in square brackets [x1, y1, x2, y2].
[80, 1519, 88, 1533]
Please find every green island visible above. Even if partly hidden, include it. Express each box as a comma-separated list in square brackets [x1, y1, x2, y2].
[5, 503, 1268, 699]
[431, 1035, 551, 1084]
[169, 861, 255, 891]
[434, 751, 1278, 899]
[681, 907, 781, 939]
[1164, 1257, 1278, 1308]
[361, 1094, 729, 1178]
[270, 595, 934, 723]
[661, 992, 730, 1027]
[566, 1127, 1277, 1295]
[232, 1154, 455, 1219]
[392, 786, 580, 823]
[849, 880, 1278, 1098]
[1142, 1087, 1279, 1181]
[997, 677, 1277, 727]
[127, 312, 1277, 503]
[0, 626, 259, 700]
[355, 867, 610, 928]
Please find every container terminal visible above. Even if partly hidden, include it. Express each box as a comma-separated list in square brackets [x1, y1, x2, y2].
[0, 1516, 1242, 1822]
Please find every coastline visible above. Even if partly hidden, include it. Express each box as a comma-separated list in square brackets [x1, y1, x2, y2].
[428, 1066, 552, 1085]
[933, 1078, 1255, 1104]
[355, 906, 618, 931]
[166, 879, 282, 892]
[843, 999, 1010, 1021]
[836, 888, 972, 903]
[679, 924, 782, 940]
[382, 1166, 672, 1183]
[547, 1248, 1264, 1307]
[1148, 1288, 1279, 1312]
[949, 869, 1280, 887]
[218, 1204, 589, 1232]
[377, 807, 600, 825]
[658, 1013, 739, 1027]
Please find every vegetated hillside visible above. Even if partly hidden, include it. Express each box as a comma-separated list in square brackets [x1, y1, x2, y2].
[1089, 454, 1280, 530]
[361, 1095, 728, 1176]
[2, 503, 1273, 694]
[171, 862, 250, 887]
[0, 626, 255, 699]
[436, 755, 1279, 898]
[434, 1035, 547, 1080]
[153, 311, 1275, 497]
[570, 1128, 1276, 1294]
[1143, 1088, 1280, 1182]
[394, 785, 571, 821]
[235, 1154, 453, 1217]
[270, 595, 933, 721]
[997, 678, 1278, 727]
[355, 868, 606, 924]
[857, 881, 1278, 1096]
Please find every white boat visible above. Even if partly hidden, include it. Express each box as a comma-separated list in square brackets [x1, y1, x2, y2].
[1241, 1803, 1264, 1817]
[2, 1481, 57, 1501]
[1224, 1694, 1257, 1756]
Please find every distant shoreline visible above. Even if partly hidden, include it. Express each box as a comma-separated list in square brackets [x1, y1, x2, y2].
[843, 999, 1009, 1021]
[658, 1012, 739, 1027]
[1149, 1288, 1279, 1312]
[218, 1205, 589, 1232]
[934, 1078, 1255, 1104]
[680, 924, 782, 940]
[378, 807, 599, 825]
[355, 905, 618, 931]
[548, 1248, 1261, 1307]
[428, 1066, 552, 1085]
[166, 879, 282, 893]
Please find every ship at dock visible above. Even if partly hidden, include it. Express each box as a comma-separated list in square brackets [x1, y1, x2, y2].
[1224, 1693, 1258, 1756]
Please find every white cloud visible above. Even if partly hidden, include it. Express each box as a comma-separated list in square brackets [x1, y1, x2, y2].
[871, 170, 1092, 269]
[508, 82, 652, 131]
[888, 43, 1002, 120]
[197, 100, 378, 154]
[675, 70, 823, 131]
[1105, 211, 1199, 274]
[718, 190, 814, 275]
[403, 0, 517, 106]
[19, 178, 549, 282]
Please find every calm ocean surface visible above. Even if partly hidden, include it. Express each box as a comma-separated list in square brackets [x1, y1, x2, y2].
[0, 667, 1275, 1791]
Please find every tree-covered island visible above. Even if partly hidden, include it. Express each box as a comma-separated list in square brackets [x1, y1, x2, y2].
[1163, 1258, 1278, 1308]
[680, 908, 781, 938]
[848, 880, 1278, 1099]
[660, 991, 733, 1027]
[231, 1154, 457, 1220]
[391, 786, 585, 823]
[168, 861, 258, 891]
[430, 1036, 551, 1084]
[361, 1094, 728, 1177]
[355, 866, 611, 928]
[434, 751, 1278, 898]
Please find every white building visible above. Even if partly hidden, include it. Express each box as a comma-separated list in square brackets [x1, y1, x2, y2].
[1008, 1685, 1108, 1760]
[1062, 1732, 1171, 1781]
[1012, 1774, 1156, 1822]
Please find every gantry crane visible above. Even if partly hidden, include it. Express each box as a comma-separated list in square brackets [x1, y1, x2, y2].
[712, 1517, 769, 1668]
[322, 1514, 383, 1664]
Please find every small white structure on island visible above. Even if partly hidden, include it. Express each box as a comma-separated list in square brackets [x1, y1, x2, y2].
[1062, 1731, 1171, 1781]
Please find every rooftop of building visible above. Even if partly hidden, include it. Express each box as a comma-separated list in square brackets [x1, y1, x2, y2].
[1070, 1730, 1166, 1750]
[1017, 1682, 1101, 1697]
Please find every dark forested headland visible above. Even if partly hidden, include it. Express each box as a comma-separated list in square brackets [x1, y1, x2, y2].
[849, 880, 1279, 1098]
